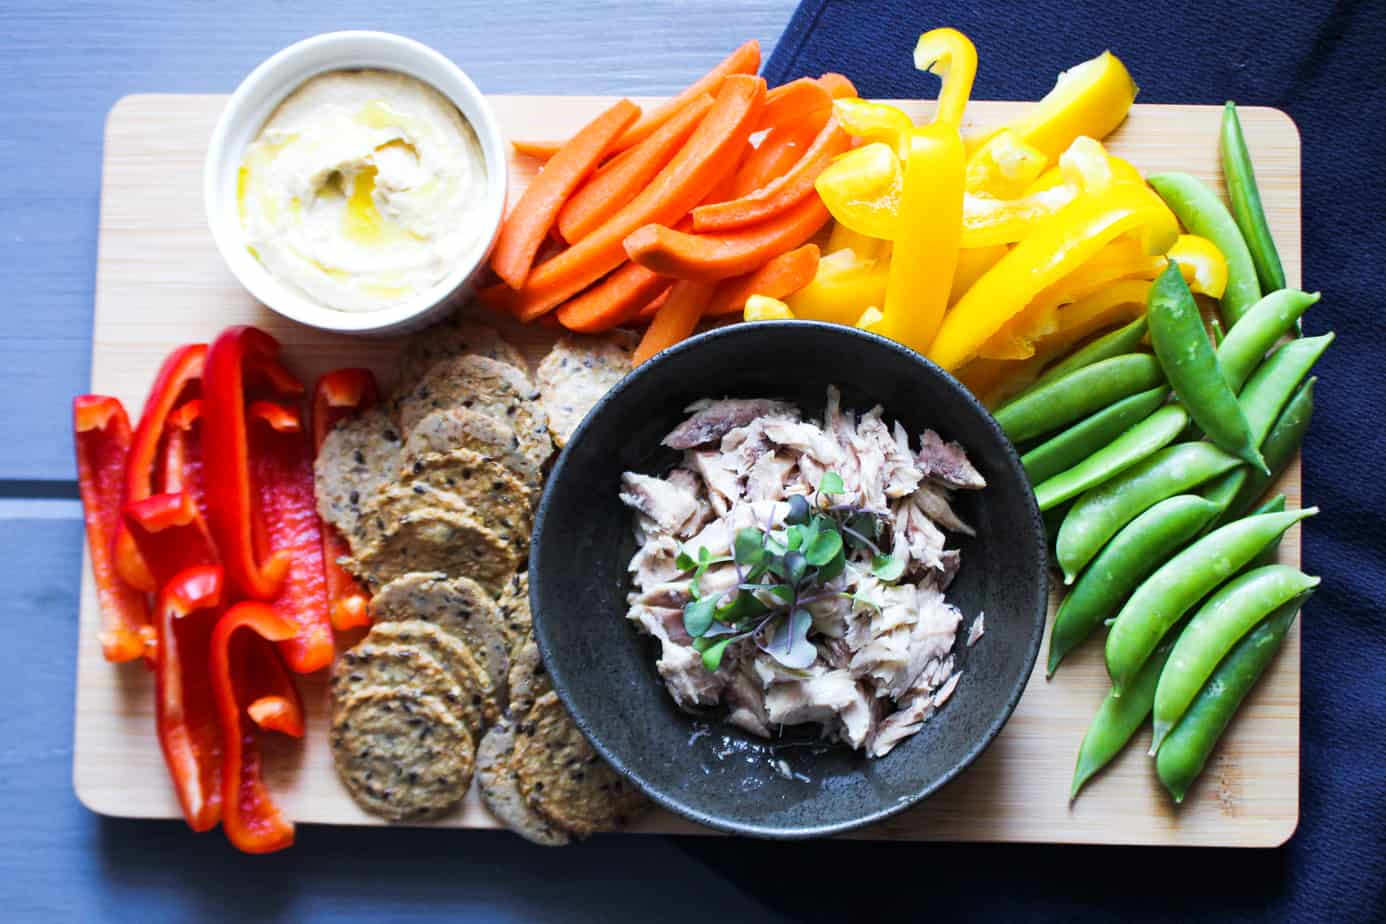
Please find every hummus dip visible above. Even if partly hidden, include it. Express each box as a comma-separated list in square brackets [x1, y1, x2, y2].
[238, 69, 488, 313]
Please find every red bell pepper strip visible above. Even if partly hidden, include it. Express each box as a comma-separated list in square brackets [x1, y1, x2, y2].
[159, 399, 210, 526]
[210, 601, 298, 854]
[73, 395, 150, 663]
[202, 326, 303, 603]
[154, 564, 225, 832]
[240, 632, 306, 738]
[247, 400, 333, 673]
[310, 369, 378, 632]
[122, 491, 220, 590]
[115, 344, 207, 593]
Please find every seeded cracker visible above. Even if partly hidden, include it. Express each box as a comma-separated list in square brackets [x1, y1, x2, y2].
[331, 685, 475, 822]
[497, 572, 533, 658]
[395, 354, 552, 474]
[535, 333, 635, 447]
[397, 319, 528, 389]
[397, 447, 535, 547]
[403, 407, 542, 487]
[513, 692, 649, 837]
[371, 572, 512, 704]
[364, 620, 500, 736]
[477, 718, 571, 846]
[345, 504, 520, 595]
[330, 639, 496, 730]
[507, 637, 553, 720]
[314, 406, 402, 538]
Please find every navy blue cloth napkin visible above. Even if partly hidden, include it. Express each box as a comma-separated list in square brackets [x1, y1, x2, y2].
[708, 1, 1386, 919]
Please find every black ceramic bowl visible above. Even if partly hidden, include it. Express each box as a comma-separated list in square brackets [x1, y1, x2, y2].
[529, 321, 1046, 839]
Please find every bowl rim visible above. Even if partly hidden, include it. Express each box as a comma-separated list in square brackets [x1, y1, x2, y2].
[530, 319, 1048, 839]
[203, 30, 508, 335]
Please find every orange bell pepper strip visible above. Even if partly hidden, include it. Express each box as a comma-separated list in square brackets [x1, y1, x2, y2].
[611, 40, 760, 153]
[914, 27, 977, 129]
[73, 395, 151, 663]
[928, 181, 1179, 371]
[210, 601, 299, 854]
[691, 116, 849, 232]
[154, 563, 226, 832]
[491, 99, 640, 289]
[310, 369, 378, 632]
[873, 125, 965, 354]
[508, 75, 766, 322]
[556, 94, 714, 244]
[633, 279, 717, 364]
[703, 244, 820, 317]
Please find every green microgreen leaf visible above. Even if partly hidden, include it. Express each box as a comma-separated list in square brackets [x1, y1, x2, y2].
[733, 528, 765, 566]
[872, 553, 906, 582]
[683, 597, 717, 638]
[675, 547, 697, 572]
[716, 590, 769, 626]
[766, 608, 817, 669]
[804, 527, 843, 567]
[817, 546, 847, 583]
[785, 524, 806, 551]
[818, 471, 846, 496]
[782, 550, 808, 585]
[698, 636, 735, 672]
[785, 493, 810, 525]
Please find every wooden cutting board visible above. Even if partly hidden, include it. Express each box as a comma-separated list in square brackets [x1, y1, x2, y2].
[75, 94, 1303, 846]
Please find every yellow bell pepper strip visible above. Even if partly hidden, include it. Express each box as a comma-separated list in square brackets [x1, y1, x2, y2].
[1165, 234, 1228, 299]
[928, 180, 1178, 371]
[914, 28, 978, 129]
[964, 130, 1049, 198]
[815, 142, 902, 239]
[744, 294, 795, 321]
[785, 247, 889, 324]
[855, 306, 885, 330]
[827, 220, 888, 260]
[833, 98, 913, 152]
[875, 125, 966, 354]
[949, 244, 1009, 305]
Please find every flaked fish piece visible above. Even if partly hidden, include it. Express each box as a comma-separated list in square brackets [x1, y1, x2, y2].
[630, 605, 725, 710]
[627, 534, 682, 592]
[966, 613, 985, 647]
[912, 483, 976, 536]
[618, 472, 700, 535]
[917, 429, 986, 490]
[687, 450, 739, 516]
[663, 398, 798, 450]
[746, 451, 796, 503]
[761, 417, 842, 464]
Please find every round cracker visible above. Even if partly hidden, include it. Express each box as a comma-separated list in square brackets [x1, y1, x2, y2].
[397, 319, 528, 389]
[397, 447, 535, 547]
[497, 572, 533, 658]
[476, 718, 571, 846]
[371, 572, 513, 704]
[330, 639, 495, 733]
[365, 620, 500, 735]
[314, 406, 402, 538]
[536, 333, 634, 447]
[395, 354, 552, 474]
[507, 637, 552, 720]
[331, 685, 475, 822]
[346, 504, 521, 595]
[513, 692, 648, 837]
[403, 407, 541, 487]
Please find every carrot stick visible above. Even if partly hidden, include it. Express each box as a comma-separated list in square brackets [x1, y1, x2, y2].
[636, 285, 673, 320]
[512, 75, 766, 322]
[757, 77, 833, 133]
[730, 124, 818, 198]
[555, 262, 669, 333]
[633, 279, 716, 364]
[512, 139, 562, 160]
[816, 72, 858, 99]
[703, 244, 820, 316]
[611, 40, 761, 153]
[557, 94, 715, 244]
[691, 117, 848, 232]
[626, 187, 831, 282]
[491, 99, 640, 289]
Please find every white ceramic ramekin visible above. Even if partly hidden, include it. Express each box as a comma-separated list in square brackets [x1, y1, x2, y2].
[204, 31, 508, 335]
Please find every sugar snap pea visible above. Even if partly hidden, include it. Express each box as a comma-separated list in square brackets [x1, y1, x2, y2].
[1056, 442, 1240, 583]
[1224, 378, 1314, 523]
[1104, 506, 1315, 694]
[1148, 172, 1262, 326]
[1070, 634, 1179, 801]
[1218, 289, 1319, 392]
[1048, 495, 1219, 676]
[1208, 316, 1225, 348]
[1151, 565, 1318, 749]
[1022, 387, 1168, 485]
[1156, 595, 1301, 802]
[994, 353, 1164, 444]
[1148, 264, 1266, 473]
[1035, 404, 1188, 511]
[1221, 102, 1287, 293]
[1239, 333, 1332, 447]
[1003, 318, 1150, 410]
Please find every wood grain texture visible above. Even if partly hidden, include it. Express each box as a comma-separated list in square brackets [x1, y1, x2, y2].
[75, 94, 1302, 846]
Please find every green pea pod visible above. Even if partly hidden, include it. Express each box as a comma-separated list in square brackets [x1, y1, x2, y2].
[1056, 442, 1240, 583]
[1151, 565, 1318, 750]
[1048, 495, 1220, 677]
[1217, 289, 1320, 392]
[1224, 378, 1315, 522]
[1148, 263, 1267, 474]
[1200, 467, 1248, 518]
[1221, 102, 1288, 294]
[1104, 506, 1316, 694]
[1156, 595, 1301, 803]
[1148, 172, 1262, 326]
[1239, 334, 1332, 448]
[1003, 318, 1150, 411]
[1208, 316, 1225, 348]
[1070, 634, 1179, 801]
[1035, 405, 1188, 511]
[1022, 387, 1168, 485]
[994, 353, 1164, 444]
